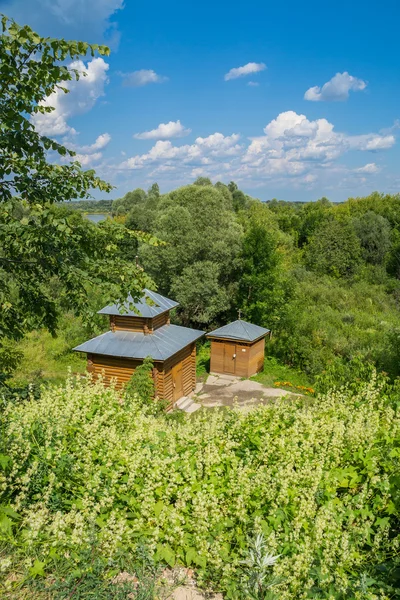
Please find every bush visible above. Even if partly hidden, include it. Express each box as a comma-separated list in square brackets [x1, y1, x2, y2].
[0, 374, 399, 598]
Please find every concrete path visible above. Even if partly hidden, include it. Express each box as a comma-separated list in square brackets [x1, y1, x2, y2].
[193, 373, 298, 409]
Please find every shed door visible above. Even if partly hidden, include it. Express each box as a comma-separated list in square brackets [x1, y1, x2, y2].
[172, 361, 184, 402]
[223, 343, 236, 374]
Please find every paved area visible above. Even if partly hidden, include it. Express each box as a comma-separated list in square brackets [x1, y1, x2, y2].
[195, 373, 298, 408]
[175, 373, 298, 413]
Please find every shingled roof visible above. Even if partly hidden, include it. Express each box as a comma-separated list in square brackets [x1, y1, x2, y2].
[73, 324, 204, 361]
[207, 319, 270, 343]
[98, 288, 179, 318]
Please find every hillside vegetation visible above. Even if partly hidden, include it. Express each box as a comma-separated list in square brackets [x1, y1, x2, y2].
[1, 374, 399, 599]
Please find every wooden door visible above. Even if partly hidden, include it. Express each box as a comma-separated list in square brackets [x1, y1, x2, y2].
[172, 361, 183, 402]
[223, 342, 236, 374]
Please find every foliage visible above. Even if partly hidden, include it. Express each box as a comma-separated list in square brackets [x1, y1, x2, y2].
[31, 543, 159, 600]
[138, 184, 242, 325]
[125, 357, 164, 416]
[171, 261, 230, 327]
[112, 188, 147, 216]
[239, 534, 281, 599]
[252, 356, 314, 390]
[237, 204, 291, 328]
[272, 271, 400, 377]
[0, 17, 154, 372]
[196, 341, 211, 380]
[305, 218, 362, 278]
[0, 375, 399, 599]
[353, 211, 392, 265]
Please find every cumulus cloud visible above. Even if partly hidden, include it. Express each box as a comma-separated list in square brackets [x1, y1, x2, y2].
[134, 121, 191, 140]
[77, 133, 112, 152]
[115, 110, 395, 189]
[73, 152, 103, 166]
[32, 58, 109, 136]
[119, 133, 241, 170]
[120, 69, 168, 87]
[224, 62, 266, 81]
[354, 163, 380, 173]
[304, 72, 367, 101]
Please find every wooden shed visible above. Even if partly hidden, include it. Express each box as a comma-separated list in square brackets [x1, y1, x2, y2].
[73, 289, 204, 406]
[207, 319, 270, 377]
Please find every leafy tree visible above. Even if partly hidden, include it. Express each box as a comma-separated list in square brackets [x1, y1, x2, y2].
[171, 261, 230, 327]
[0, 16, 152, 370]
[139, 184, 242, 324]
[237, 205, 290, 328]
[193, 176, 212, 186]
[305, 219, 362, 278]
[112, 188, 147, 216]
[387, 230, 400, 279]
[353, 211, 391, 265]
[298, 198, 332, 246]
[147, 182, 160, 199]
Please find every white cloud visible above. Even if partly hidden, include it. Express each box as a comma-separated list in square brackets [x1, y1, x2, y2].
[355, 163, 380, 173]
[134, 120, 191, 140]
[119, 133, 241, 170]
[304, 72, 367, 101]
[224, 62, 266, 81]
[247, 81, 260, 87]
[77, 133, 111, 152]
[120, 69, 168, 87]
[32, 58, 109, 136]
[73, 152, 103, 166]
[115, 111, 395, 190]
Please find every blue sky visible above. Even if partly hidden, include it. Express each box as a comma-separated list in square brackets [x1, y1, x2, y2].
[2, 0, 400, 201]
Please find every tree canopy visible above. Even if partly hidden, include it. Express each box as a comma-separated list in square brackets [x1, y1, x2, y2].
[0, 17, 153, 369]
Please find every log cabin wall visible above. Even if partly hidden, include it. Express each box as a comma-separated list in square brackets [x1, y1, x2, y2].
[87, 341, 196, 407]
[87, 353, 163, 393]
[110, 311, 170, 333]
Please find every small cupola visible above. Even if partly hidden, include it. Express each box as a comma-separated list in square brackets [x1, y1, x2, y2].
[98, 289, 178, 334]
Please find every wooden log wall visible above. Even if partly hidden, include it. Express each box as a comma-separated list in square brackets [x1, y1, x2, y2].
[110, 311, 170, 333]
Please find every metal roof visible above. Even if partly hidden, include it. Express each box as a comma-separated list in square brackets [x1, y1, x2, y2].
[207, 319, 270, 342]
[73, 324, 204, 361]
[98, 288, 179, 318]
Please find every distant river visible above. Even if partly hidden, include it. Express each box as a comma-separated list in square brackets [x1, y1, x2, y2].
[86, 213, 108, 223]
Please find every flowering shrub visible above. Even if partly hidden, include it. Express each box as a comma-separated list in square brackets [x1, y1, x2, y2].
[0, 373, 399, 599]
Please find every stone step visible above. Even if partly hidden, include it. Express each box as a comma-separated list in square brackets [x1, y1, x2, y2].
[176, 396, 191, 410]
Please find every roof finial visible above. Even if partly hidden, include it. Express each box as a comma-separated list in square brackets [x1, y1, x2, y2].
[238, 308, 242, 320]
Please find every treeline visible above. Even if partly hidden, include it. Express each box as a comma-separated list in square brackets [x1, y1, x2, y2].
[112, 179, 400, 383]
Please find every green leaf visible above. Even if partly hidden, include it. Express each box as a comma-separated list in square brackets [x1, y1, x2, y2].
[0, 454, 11, 470]
[185, 547, 197, 566]
[161, 544, 175, 567]
[29, 560, 45, 578]
[154, 501, 164, 518]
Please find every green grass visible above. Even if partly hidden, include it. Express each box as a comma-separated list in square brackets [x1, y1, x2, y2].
[252, 356, 315, 393]
[9, 312, 93, 387]
[11, 329, 86, 387]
